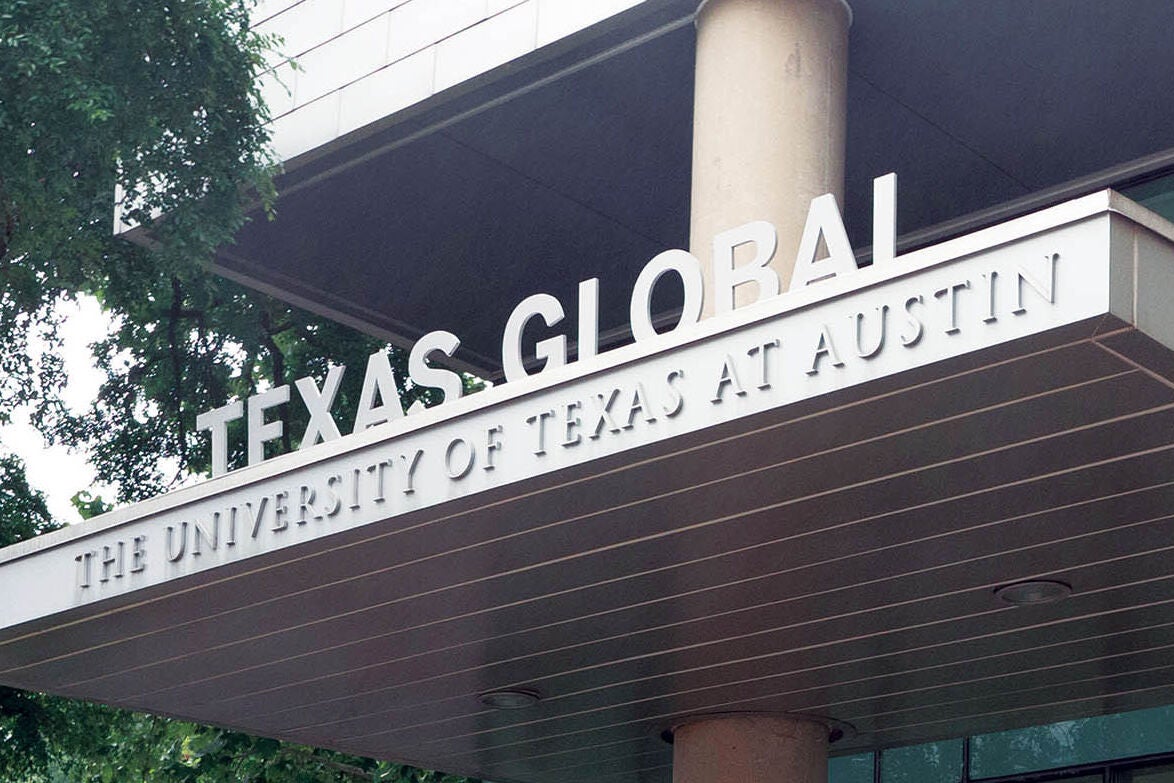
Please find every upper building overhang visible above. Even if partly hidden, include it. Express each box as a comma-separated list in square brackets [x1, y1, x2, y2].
[115, 0, 1174, 376]
[9, 191, 1174, 781]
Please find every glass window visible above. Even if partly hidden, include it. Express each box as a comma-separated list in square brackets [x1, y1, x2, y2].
[970, 705, 1174, 778]
[881, 739, 963, 783]
[1124, 762, 1174, 783]
[829, 752, 873, 783]
[1122, 173, 1174, 223]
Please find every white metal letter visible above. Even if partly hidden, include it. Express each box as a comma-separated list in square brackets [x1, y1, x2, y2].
[1013, 253, 1060, 314]
[577, 278, 600, 362]
[712, 220, 780, 314]
[872, 173, 898, 267]
[407, 330, 463, 414]
[502, 293, 567, 383]
[247, 385, 290, 465]
[352, 350, 406, 432]
[196, 400, 243, 477]
[295, 365, 345, 448]
[791, 193, 857, 290]
[630, 249, 704, 342]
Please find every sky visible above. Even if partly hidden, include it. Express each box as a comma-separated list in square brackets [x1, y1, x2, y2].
[0, 296, 118, 524]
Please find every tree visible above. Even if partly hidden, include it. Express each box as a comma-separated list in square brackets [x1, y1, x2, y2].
[1, 689, 478, 782]
[0, 1, 476, 780]
[0, 0, 274, 432]
[49, 257, 418, 502]
[0, 453, 57, 547]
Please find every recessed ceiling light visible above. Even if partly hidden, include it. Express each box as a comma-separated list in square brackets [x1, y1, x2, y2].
[995, 579, 1072, 606]
[478, 688, 541, 710]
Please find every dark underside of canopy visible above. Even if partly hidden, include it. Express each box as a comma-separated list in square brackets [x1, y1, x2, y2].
[3, 317, 1174, 782]
[213, 0, 1174, 375]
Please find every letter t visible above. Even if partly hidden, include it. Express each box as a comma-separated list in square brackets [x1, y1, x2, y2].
[196, 401, 244, 477]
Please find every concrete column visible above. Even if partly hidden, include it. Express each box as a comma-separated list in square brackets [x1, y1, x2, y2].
[672, 714, 828, 783]
[690, 0, 851, 313]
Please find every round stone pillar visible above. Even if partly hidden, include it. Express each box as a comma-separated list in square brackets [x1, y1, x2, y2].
[690, 0, 851, 313]
[672, 714, 828, 783]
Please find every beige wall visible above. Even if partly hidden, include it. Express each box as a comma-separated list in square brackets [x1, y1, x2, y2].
[254, 0, 649, 162]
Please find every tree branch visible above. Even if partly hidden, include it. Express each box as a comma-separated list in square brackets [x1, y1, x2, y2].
[258, 308, 291, 453]
[167, 277, 188, 468]
[0, 176, 14, 263]
[278, 745, 374, 781]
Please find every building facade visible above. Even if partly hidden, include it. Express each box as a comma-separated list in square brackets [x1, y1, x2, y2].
[7, 1, 1174, 782]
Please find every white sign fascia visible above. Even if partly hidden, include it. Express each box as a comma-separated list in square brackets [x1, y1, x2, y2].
[0, 209, 1113, 630]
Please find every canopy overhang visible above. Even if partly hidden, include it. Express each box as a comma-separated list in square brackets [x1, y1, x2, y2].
[4, 192, 1174, 782]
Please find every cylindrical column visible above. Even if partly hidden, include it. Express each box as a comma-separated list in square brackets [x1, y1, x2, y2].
[672, 714, 828, 783]
[690, 0, 851, 312]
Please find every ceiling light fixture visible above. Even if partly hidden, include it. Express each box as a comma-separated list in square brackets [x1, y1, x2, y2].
[995, 579, 1072, 606]
[478, 688, 541, 710]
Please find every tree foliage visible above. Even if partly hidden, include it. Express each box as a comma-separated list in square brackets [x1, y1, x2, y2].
[0, 0, 276, 431]
[48, 259, 418, 502]
[0, 1, 476, 781]
[0, 453, 57, 547]
[0, 0, 275, 262]
[2, 695, 475, 783]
